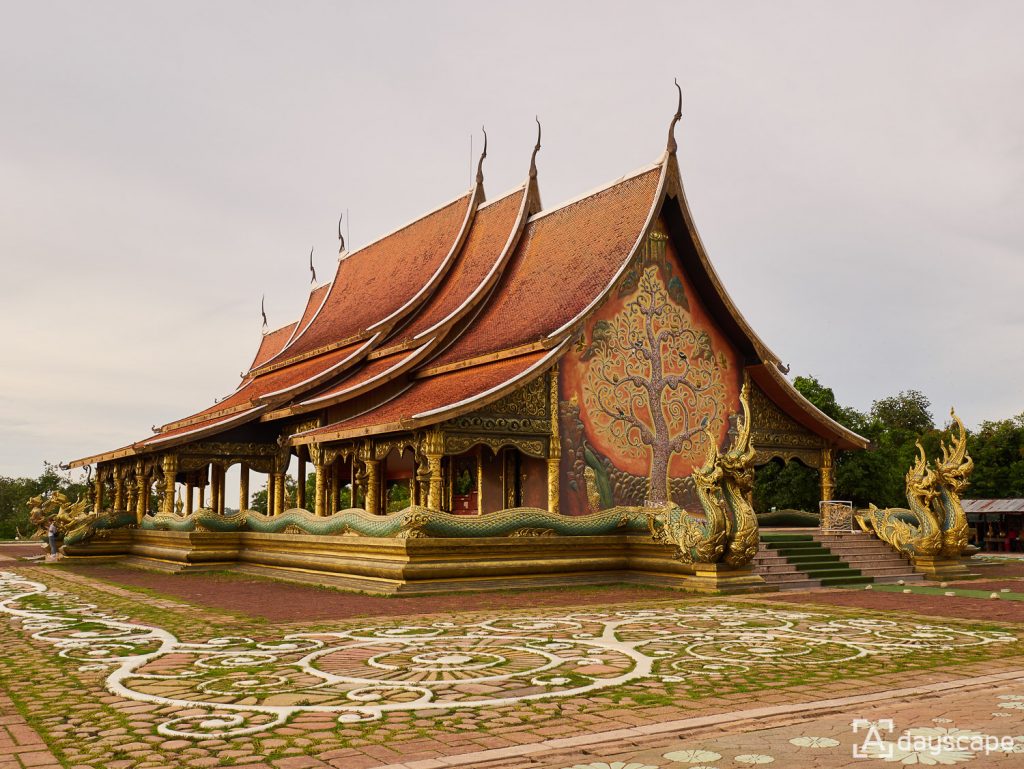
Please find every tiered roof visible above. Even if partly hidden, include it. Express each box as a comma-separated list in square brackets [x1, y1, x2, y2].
[71, 115, 867, 468]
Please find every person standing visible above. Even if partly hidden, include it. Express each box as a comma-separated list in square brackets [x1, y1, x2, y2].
[47, 521, 58, 558]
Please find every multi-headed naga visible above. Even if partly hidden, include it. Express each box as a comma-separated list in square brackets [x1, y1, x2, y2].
[855, 409, 973, 560]
[648, 381, 759, 567]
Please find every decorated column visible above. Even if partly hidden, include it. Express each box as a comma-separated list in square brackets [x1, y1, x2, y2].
[216, 465, 226, 514]
[362, 441, 381, 515]
[135, 462, 148, 524]
[161, 455, 178, 514]
[113, 465, 126, 511]
[209, 466, 219, 513]
[93, 470, 104, 513]
[424, 428, 444, 510]
[331, 461, 342, 512]
[197, 466, 206, 509]
[185, 480, 194, 514]
[308, 444, 327, 516]
[271, 473, 284, 515]
[820, 448, 835, 502]
[239, 464, 249, 511]
[547, 368, 561, 514]
[297, 457, 306, 510]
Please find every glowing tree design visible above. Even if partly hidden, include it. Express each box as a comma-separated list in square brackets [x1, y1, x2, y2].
[583, 266, 726, 505]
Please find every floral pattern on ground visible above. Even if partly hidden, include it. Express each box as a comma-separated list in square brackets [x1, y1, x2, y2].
[0, 570, 1018, 742]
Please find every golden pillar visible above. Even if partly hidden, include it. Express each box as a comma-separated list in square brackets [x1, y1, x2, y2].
[113, 466, 126, 511]
[365, 459, 381, 515]
[217, 465, 226, 513]
[185, 481, 193, 515]
[135, 463, 148, 524]
[308, 444, 327, 516]
[239, 464, 250, 511]
[547, 367, 561, 514]
[315, 464, 327, 516]
[126, 468, 137, 513]
[297, 457, 306, 510]
[332, 461, 342, 512]
[424, 429, 444, 510]
[272, 472, 285, 516]
[476, 446, 485, 515]
[93, 471, 104, 514]
[209, 466, 218, 512]
[161, 455, 178, 514]
[820, 448, 835, 502]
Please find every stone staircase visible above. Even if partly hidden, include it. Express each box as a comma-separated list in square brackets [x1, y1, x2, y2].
[755, 531, 925, 590]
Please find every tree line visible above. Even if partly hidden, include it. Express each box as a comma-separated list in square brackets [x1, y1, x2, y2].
[754, 376, 1024, 511]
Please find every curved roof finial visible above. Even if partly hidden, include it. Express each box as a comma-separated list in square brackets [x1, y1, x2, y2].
[260, 294, 268, 332]
[667, 78, 683, 154]
[337, 211, 345, 253]
[309, 246, 317, 284]
[529, 116, 542, 179]
[475, 126, 488, 186]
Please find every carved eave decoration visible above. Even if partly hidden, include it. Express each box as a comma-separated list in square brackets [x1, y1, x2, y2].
[748, 382, 827, 468]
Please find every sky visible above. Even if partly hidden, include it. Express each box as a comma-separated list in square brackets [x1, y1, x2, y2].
[1, 1, 1022, 478]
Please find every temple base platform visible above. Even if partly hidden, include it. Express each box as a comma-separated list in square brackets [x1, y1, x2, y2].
[63, 529, 773, 596]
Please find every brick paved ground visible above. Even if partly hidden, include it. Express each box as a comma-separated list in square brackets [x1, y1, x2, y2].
[0, 555, 1022, 769]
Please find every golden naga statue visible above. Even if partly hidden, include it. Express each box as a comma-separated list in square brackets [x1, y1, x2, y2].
[27, 491, 91, 543]
[648, 381, 759, 567]
[855, 409, 973, 560]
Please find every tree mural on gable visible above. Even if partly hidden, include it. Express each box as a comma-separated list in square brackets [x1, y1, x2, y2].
[559, 227, 742, 514]
[583, 265, 727, 505]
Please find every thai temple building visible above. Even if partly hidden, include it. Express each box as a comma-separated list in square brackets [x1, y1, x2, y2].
[58, 96, 931, 593]
[70, 103, 867, 527]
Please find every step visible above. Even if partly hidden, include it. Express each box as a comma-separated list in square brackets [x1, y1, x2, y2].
[820, 575, 873, 586]
[756, 563, 803, 575]
[760, 534, 815, 543]
[765, 576, 824, 590]
[798, 566, 863, 578]
[784, 553, 842, 565]
[770, 546, 832, 557]
[847, 566, 917, 577]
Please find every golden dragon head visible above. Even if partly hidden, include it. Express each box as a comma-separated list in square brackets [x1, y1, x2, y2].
[692, 426, 724, 490]
[906, 441, 939, 507]
[718, 381, 756, 492]
[932, 408, 973, 494]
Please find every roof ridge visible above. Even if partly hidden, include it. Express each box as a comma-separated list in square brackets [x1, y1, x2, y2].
[339, 190, 473, 262]
[527, 162, 661, 224]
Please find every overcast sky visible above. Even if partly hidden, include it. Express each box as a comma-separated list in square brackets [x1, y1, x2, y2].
[1, 1, 1022, 478]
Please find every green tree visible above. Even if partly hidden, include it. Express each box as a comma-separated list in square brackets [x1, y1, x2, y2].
[966, 414, 1024, 498]
[753, 378, 944, 511]
[0, 463, 89, 539]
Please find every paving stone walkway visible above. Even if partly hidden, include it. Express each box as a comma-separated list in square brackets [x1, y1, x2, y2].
[0, 565, 1022, 768]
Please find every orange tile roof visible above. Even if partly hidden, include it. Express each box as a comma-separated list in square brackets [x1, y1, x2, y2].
[277, 283, 331, 354]
[430, 166, 662, 368]
[279, 194, 472, 360]
[296, 348, 422, 408]
[295, 350, 550, 441]
[150, 340, 367, 440]
[396, 187, 525, 342]
[246, 323, 296, 371]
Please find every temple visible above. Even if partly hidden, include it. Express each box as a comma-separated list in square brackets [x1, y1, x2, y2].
[66, 98, 871, 591]
[71, 108, 867, 522]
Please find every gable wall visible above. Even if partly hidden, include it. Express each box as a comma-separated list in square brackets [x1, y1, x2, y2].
[557, 216, 745, 514]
